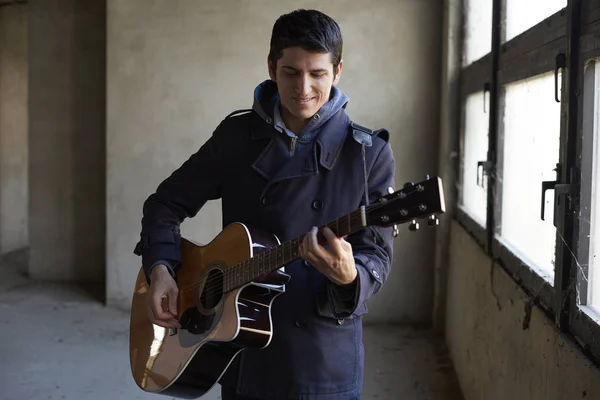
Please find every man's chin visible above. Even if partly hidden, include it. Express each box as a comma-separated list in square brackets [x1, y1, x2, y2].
[291, 109, 318, 120]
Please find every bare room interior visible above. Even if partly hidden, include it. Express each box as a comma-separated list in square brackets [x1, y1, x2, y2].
[1, 0, 600, 399]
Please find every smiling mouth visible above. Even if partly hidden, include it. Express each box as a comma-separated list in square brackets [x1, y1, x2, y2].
[294, 97, 314, 104]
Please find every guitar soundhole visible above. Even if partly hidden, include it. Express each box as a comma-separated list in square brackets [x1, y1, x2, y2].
[200, 268, 224, 310]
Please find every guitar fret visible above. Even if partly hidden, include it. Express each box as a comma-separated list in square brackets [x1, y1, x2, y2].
[347, 212, 351, 233]
[228, 267, 231, 291]
[260, 252, 264, 275]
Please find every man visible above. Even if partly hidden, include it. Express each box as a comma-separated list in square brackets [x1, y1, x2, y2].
[136, 9, 395, 400]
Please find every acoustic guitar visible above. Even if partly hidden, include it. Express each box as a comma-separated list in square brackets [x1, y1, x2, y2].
[129, 176, 446, 398]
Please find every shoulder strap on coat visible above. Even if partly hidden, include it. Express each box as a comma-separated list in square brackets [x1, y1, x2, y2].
[225, 108, 253, 120]
[349, 121, 390, 147]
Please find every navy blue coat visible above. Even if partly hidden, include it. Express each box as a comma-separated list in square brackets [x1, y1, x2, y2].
[136, 98, 396, 399]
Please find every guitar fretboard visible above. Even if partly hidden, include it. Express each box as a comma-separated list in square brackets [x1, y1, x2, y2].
[222, 207, 366, 292]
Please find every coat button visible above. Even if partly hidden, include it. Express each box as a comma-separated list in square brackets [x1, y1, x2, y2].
[304, 260, 310, 267]
[295, 319, 307, 328]
[312, 200, 323, 210]
[372, 269, 380, 280]
[337, 319, 345, 325]
[261, 196, 270, 206]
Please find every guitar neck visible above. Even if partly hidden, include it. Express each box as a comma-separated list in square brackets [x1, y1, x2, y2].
[223, 207, 367, 292]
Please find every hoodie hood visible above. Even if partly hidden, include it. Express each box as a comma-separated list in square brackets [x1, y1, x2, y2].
[251, 79, 349, 137]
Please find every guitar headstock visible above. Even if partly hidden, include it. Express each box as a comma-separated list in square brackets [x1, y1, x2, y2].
[367, 175, 446, 233]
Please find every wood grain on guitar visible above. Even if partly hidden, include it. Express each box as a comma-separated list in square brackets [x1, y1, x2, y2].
[129, 176, 446, 399]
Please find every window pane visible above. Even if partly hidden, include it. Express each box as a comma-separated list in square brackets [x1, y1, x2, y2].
[505, 0, 567, 42]
[587, 63, 600, 312]
[463, 0, 493, 65]
[460, 91, 488, 226]
[500, 72, 560, 282]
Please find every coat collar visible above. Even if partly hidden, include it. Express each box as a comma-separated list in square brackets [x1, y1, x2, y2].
[251, 108, 351, 173]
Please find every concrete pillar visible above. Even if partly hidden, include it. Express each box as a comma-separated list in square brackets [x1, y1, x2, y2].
[433, 0, 462, 331]
[28, 0, 106, 282]
[0, 4, 28, 256]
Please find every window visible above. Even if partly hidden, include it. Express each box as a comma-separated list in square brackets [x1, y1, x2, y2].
[460, 91, 489, 226]
[498, 72, 561, 282]
[463, 0, 493, 65]
[458, 0, 493, 242]
[582, 61, 600, 315]
[505, 0, 568, 42]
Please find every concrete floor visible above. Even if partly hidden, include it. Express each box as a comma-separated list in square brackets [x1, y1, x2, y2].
[0, 251, 464, 400]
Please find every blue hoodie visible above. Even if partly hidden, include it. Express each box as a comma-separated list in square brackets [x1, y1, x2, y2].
[251, 79, 350, 156]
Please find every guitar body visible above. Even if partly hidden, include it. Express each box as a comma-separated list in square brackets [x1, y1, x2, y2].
[129, 222, 290, 399]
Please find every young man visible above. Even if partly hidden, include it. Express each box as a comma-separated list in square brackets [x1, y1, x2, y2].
[136, 9, 396, 400]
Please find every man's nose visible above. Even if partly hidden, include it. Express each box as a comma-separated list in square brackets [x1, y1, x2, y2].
[296, 75, 311, 96]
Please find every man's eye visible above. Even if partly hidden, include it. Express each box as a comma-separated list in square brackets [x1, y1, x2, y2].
[285, 70, 297, 76]
[312, 73, 325, 78]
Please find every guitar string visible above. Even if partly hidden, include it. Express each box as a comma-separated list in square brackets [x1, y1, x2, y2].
[177, 189, 424, 302]
[174, 189, 421, 303]
[180, 201, 431, 307]
[173, 186, 425, 302]
[176, 211, 364, 299]
[177, 212, 362, 299]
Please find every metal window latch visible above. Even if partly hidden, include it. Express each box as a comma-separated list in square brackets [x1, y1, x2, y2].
[541, 181, 570, 227]
[477, 161, 490, 188]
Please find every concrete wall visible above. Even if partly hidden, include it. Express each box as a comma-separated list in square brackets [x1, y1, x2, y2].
[28, 0, 106, 281]
[446, 221, 600, 399]
[0, 4, 28, 255]
[107, 0, 443, 321]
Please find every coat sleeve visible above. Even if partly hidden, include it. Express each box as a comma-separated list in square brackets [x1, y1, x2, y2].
[134, 123, 227, 283]
[327, 140, 396, 318]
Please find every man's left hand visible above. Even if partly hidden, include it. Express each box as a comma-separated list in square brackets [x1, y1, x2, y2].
[299, 226, 357, 286]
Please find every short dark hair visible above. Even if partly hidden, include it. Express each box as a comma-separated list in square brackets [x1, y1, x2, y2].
[268, 9, 343, 71]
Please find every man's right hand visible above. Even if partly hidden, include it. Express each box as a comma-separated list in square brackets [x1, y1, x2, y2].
[147, 264, 182, 329]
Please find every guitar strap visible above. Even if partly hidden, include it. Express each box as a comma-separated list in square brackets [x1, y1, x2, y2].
[349, 121, 390, 207]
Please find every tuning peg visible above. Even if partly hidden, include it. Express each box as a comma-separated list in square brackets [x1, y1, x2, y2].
[404, 181, 414, 188]
[428, 215, 439, 227]
[425, 174, 431, 180]
[409, 220, 419, 231]
[392, 224, 399, 237]
[387, 186, 394, 194]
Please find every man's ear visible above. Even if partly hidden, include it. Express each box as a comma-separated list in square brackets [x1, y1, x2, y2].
[268, 58, 277, 82]
[333, 60, 343, 86]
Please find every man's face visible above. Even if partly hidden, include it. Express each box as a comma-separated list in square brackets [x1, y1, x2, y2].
[268, 47, 343, 126]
